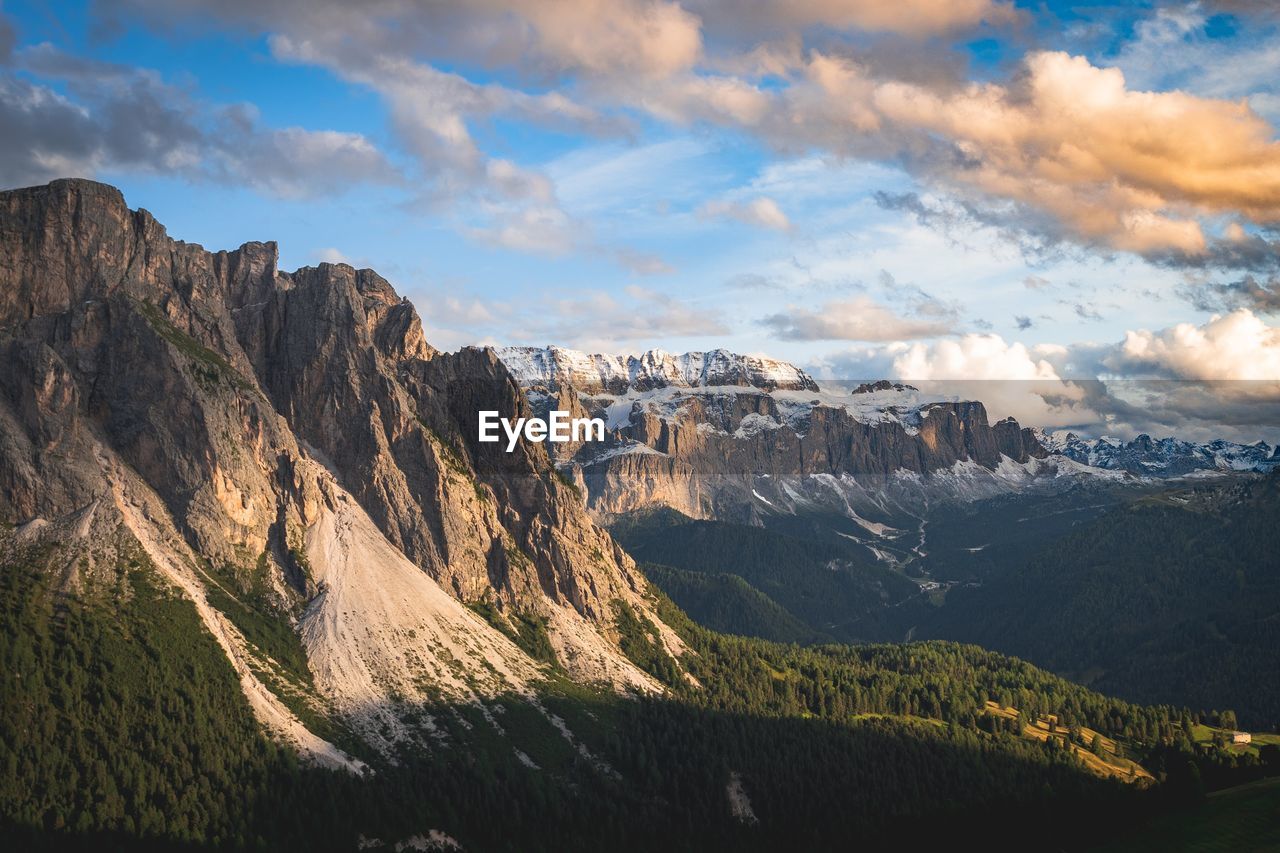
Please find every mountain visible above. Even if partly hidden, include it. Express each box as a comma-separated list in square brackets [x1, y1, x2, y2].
[0, 178, 669, 767]
[618, 469, 1280, 728]
[1038, 431, 1279, 477]
[2, 180, 1271, 849]
[500, 345, 1054, 523]
[610, 509, 922, 644]
[502, 345, 1280, 731]
[636, 562, 819, 644]
[499, 346, 1275, 532]
[496, 345, 820, 394]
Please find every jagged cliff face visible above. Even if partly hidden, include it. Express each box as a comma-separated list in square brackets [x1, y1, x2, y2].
[0, 179, 673, 763]
[500, 347, 1048, 521]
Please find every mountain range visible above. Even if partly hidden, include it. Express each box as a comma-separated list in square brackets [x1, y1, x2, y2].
[498, 347, 1280, 731]
[1040, 430, 1279, 476]
[498, 344, 1278, 525]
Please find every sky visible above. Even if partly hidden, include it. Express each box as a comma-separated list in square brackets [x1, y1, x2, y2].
[2, 0, 1280, 440]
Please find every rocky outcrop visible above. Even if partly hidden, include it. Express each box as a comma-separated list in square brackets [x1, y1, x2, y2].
[0, 179, 670, 760]
[993, 416, 1050, 464]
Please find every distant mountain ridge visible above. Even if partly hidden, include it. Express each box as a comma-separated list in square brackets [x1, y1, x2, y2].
[1037, 430, 1278, 477]
[497, 344, 820, 394]
[499, 346, 1048, 521]
[498, 346, 1276, 530]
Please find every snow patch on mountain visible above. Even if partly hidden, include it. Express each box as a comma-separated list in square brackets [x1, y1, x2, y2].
[577, 441, 667, 466]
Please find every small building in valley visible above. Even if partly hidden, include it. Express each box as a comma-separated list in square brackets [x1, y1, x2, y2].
[1232, 731, 1252, 744]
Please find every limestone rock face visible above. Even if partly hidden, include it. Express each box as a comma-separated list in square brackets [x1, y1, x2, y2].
[498, 346, 1050, 520]
[0, 180, 666, 759]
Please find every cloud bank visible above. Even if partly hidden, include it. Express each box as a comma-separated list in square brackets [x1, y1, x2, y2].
[79, 0, 1280, 272]
[814, 310, 1280, 441]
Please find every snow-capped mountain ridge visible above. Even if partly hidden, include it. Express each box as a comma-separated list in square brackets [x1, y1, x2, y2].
[497, 346, 1278, 499]
[1033, 430, 1278, 476]
[497, 345, 820, 394]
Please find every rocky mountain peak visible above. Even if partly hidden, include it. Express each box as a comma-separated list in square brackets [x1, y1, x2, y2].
[851, 380, 918, 394]
[0, 179, 676, 763]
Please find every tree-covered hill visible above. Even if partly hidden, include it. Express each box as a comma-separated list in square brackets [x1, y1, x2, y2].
[922, 472, 1280, 728]
[8, 532, 1264, 851]
[611, 510, 923, 642]
[637, 562, 819, 644]
[614, 475, 1280, 731]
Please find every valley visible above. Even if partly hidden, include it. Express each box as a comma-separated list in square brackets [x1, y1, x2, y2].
[614, 473, 1280, 729]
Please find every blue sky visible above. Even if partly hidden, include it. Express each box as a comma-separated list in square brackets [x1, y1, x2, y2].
[3, 0, 1280, 438]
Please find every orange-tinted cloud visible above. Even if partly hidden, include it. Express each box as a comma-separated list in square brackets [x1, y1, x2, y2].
[98, 0, 1280, 267]
[651, 49, 1280, 261]
[515, 0, 703, 76]
[872, 52, 1280, 255]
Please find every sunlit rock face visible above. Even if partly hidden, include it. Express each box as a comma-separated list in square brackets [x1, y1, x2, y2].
[0, 179, 672, 761]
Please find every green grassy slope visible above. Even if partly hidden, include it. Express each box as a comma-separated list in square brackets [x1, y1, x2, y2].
[0, 543, 314, 848]
[1092, 776, 1280, 853]
[4, 528, 1272, 850]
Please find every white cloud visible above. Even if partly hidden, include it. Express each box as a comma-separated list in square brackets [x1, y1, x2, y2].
[698, 196, 791, 230]
[885, 335, 1062, 380]
[813, 336, 1090, 428]
[0, 49, 401, 196]
[817, 311, 1280, 383]
[413, 283, 727, 351]
[1106, 309, 1280, 381]
[1112, 3, 1280, 119]
[547, 138, 712, 215]
[467, 205, 577, 255]
[532, 285, 727, 346]
[812, 311, 1280, 438]
[315, 247, 351, 264]
[760, 296, 953, 341]
[439, 296, 501, 325]
[610, 247, 675, 275]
